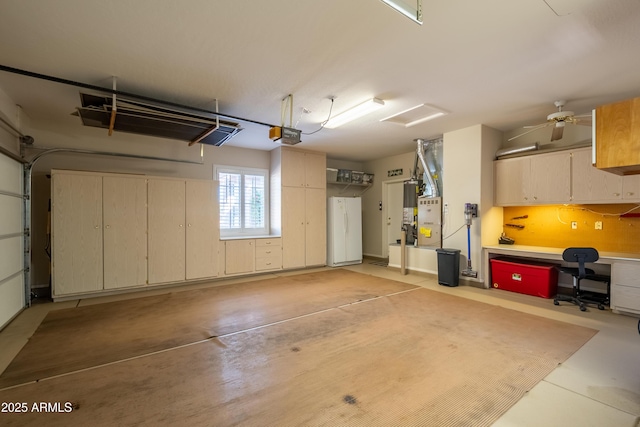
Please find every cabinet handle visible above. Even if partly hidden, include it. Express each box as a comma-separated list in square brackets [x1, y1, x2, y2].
[533, 196, 537, 201]
[265, 241, 271, 245]
[179, 224, 184, 227]
[266, 262, 271, 265]
[105, 225, 110, 229]
[614, 193, 620, 197]
[188, 223, 192, 227]
[627, 192, 634, 196]
[95, 225, 99, 229]
[266, 250, 271, 254]
[524, 197, 528, 201]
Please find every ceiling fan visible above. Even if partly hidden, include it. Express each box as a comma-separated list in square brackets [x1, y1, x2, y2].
[508, 100, 591, 142]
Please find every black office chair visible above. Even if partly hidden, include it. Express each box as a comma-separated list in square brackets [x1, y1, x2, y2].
[554, 247, 610, 311]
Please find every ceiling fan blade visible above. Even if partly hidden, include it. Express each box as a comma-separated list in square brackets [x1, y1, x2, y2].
[550, 123, 565, 141]
[508, 123, 552, 141]
[523, 122, 549, 129]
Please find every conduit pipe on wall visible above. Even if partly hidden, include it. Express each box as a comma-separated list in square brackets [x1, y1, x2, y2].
[495, 143, 539, 159]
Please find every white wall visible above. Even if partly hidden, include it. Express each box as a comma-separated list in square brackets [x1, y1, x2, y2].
[362, 151, 416, 257]
[442, 124, 503, 283]
[0, 87, 20, 155]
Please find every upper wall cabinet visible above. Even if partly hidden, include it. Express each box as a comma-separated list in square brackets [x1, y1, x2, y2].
[495, 147, 640, 206]
[494, 151, 571, 206]
[594, 96, 640, 175]
[280, 148, 326, 189]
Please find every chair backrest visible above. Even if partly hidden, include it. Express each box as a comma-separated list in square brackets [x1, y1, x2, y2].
[562, 247, 599, 278]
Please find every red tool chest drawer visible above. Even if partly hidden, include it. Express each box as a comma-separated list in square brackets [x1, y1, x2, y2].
[490, 257, 559, 298]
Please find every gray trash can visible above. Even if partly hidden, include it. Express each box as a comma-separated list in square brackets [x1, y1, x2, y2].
[436, 248, 460, 287]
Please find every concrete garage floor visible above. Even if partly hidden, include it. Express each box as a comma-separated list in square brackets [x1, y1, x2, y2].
[0, 262, 639, 426]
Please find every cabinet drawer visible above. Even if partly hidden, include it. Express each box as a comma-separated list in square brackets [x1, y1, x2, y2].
[256, 245, 281, 257]
[611, 284, 640, 314]
[256, 254, 282, 271]
[612, 261, 640, 288]
[256, 238, 281, 248]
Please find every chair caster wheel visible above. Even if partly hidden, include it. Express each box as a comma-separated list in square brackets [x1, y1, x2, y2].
[553, 300, 559, 306]
[598, 304, 604, 310]
[580, 306, 587, 312]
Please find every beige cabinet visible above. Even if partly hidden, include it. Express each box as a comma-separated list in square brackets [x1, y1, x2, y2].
[225, 240, 255, 275]
[148, 179, 186, 284]
[622, 175, 640, 201]
[611, 261, 640, 315]
[255, 238, 282, 271]
[281, 148, 326, 189]
[571, 148, 624, 203]
[186, 180, 219, 280]
[103, 176, 148, 290]
[52, 172, 103, 297]
[304, 188, 327, 266]
[282, 186, 307, 269]
[494, 151, 570, 206]
[281, 187, 327, 268]
[272, 147, 327, 269]
[494, 157, 529, 205]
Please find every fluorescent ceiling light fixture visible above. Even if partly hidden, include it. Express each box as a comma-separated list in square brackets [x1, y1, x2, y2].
[381, 0, 423, 25]
[380, 103, 447, 127]
[324, 98, 385, 128]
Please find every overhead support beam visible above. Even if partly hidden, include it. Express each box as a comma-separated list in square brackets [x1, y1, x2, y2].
[108, 76, 117, 136]
[189, 99, 219, 146]
[0, 64, 278, 128]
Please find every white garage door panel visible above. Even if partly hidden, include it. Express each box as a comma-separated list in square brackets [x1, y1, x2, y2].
[0, 236, 22, 277]
[0, 152, 25, 331]
[0, 154, 22, 193]
[0, 274, 25, 329]
[0, 196, 22, 236]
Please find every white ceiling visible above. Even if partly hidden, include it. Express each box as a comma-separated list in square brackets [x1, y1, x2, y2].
[1, 0, 640, 162]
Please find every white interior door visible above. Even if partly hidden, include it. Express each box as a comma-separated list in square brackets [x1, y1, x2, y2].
[385, 181, 404, 254]
[0, 153, 25, 330]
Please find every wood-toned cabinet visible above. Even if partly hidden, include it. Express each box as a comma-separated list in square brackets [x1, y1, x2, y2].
[52, 172, 103, 296]
[103, 176, 148, 290]
[494, 151, 570, 206]
[594, 96, 640, 175]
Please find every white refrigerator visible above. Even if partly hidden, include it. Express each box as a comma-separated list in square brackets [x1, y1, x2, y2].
[327, 197, 363, 267]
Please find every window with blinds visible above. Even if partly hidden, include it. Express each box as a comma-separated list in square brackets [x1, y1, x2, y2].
[216, 166, 268, 236]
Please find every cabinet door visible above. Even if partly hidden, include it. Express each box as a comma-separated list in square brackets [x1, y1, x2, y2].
[571, 148, 623, 203]
[186, 180, 219, 280]
[305, 188, 326, 266]
[529, 151, 571, 204]
[622, 174, 640, 201]
[52, 173, 103, 296]
[225, 240, 255, 275]
[282, 186, 306, 269]
[595, 98, 640, 174]
[494, 158, 529, 206]
[304, 152, 327, 189]
[148, 179, 186, 284]
[281, 149, 306, 187]
[103, 176, 148, 290]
